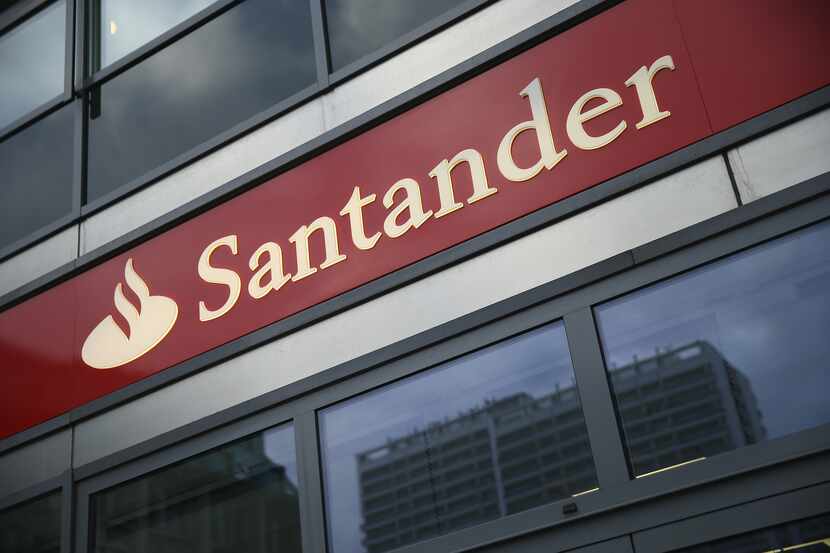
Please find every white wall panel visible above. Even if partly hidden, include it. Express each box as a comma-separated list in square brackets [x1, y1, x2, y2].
[73, 156, 737, 465]
[0, 429, 70, 497]
[0, 226, 78, 297]
[80, 98, 326, 254]
[321, 0, 579, 130]
[727, 108, 830, 203]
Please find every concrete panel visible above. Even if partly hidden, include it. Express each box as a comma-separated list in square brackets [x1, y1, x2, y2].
[80, 98, 326, 254]
[321, 0, 579, 130]
[0, 429, 71, 498]
[727, 108, 830, 203]
[0, 226, 78, 296]
[73, 157, 736, 465]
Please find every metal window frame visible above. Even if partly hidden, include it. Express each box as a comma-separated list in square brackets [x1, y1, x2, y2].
[73, 403, 302, 553]
[59, 176, 830, 553]
[0, 471, 73, 553]
[632, 480, 830, 553]
[0, 0, 75, 142]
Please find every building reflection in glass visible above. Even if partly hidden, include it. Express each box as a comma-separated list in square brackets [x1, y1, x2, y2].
[0, 491, 61, 553]
[91, 424, 301, 553]
[321, 322, 598, 553]
[596, 220, 830, 477]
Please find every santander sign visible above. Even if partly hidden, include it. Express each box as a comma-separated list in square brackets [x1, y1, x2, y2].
[193, 56, 675, 327]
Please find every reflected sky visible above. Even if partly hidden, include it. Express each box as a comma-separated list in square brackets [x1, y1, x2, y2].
[99, 0, 218, 67]
[0, 0, 65, 128]
[325, 0, 467, 70]
[597, 221, 830, 440]
[320, 322, 580, 553]
[0, 104, 74, 248]
[87, 0, 315, 201]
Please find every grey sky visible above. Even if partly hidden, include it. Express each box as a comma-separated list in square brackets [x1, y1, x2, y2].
[0, 0, 65, 128]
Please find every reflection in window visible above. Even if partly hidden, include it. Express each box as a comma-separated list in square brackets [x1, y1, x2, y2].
[86, 0, 316, 202]
[0, 104, 74, 249]
[325, 0, 469, 71]
[674, 511, 830, 552]
[320, 322, 598, 553]
[596, 221, 830, 477]
[0, 491, 61, 553]
[90, 424, 301, 553]
[0, 0, 66, 128]
[97, 0, 218, 68]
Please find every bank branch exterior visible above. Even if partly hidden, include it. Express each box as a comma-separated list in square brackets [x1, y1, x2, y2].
[1, 1, 830, 552]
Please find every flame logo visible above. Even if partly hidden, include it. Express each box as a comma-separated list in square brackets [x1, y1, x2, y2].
[81, 259, 178, 369]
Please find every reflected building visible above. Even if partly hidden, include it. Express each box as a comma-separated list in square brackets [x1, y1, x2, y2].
[91, 434, 300, 553]
[356, 383, 596, 552]
[610, 340, 766, 476]
[355, 341, 765, 552]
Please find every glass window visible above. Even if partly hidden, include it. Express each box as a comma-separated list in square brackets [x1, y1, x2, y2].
[0, 491, 62, 553]
[86, 0, 316, 203]
[0, 0, 66, 129]
[90, 424, 301, 553]
[596, 221, 830, 477]
[0, 104, 74, 250]
[320, 322, 598, 553]
[674, 511, 830, 552]
[96, 0, 219, 69]
[325, 0, 470, 72]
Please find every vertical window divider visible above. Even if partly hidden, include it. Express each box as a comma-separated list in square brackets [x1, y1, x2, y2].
[60, 469, 74, 553]
[64, 0, 75, 99]
[295, 410, 327, 553]
[310, 0, 330, 90]
[72, 93, 87, 214]
[74, 479, 91, 553]
[563, 307, 630, 491]
[73, 0, 86, 93]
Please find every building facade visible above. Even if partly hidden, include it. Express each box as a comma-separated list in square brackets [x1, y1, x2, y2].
[1, 1, 829, 553]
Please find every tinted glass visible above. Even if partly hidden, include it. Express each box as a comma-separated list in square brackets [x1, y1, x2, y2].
[91, 424, 301, 553]
[87, 0, 315, 202]
[320, 323, 597, 553]
[674, 511, 830, 552]
[0, 491, 61, 553]
[325, 0, 470, 71]
[0, 0, 65, 128]
[0, 104, 74, 249]
[596, 221, 830, 477]
[98, 0, 219, 68]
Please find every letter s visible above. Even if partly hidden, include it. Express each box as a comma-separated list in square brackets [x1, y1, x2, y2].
[198, 235, 241, 322]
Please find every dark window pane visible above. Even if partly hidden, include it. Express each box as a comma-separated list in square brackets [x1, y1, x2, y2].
[0, 104, 74, 249]
[87, 0, 316, 203]
[91, 424, 301, 553]
[0, 491, 61, 553]
[97, 0, 219, 68]
[596, 221, 830, 477]
[674, 511, 830, 553]
[320, 322, 597, 553]
[325, 0, 470, 71]
[0, 0, 65, 129]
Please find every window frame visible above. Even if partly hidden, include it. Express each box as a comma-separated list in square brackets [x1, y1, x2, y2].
[73, 404, 314, 553]
[632, 480, 830, 553]
[0, 471, 72, 553]
[68, 173, 830, 553]
[0, 0, 75, 142]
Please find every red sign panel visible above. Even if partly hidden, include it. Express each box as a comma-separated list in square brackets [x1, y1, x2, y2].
[1, 0, 828, 439]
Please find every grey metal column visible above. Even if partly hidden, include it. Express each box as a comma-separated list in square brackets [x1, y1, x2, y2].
[296, 410, 327, 553]
[564, 307, 630, 490]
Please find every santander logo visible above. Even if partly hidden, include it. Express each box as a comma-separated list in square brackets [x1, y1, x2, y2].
[81, 259, 178, 369]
